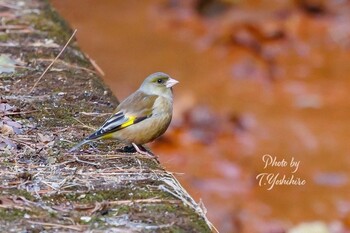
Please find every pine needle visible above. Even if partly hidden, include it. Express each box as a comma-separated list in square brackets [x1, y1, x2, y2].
[30, 29, 77, 93]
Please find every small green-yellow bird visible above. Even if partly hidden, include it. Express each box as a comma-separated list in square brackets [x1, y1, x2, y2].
[69, 72, 179, 156]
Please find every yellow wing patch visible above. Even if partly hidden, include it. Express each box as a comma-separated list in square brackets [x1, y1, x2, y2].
[120, 116, 136, 128]
[100, 134, 113, 139]
[99, 116, 136, 140]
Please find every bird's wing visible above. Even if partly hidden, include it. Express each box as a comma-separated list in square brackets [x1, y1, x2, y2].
[86, 92, 158, 140]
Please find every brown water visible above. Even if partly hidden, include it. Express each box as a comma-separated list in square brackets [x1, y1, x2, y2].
[51, 0, 350, 232]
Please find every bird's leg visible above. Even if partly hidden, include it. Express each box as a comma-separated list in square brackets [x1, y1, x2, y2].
[118, 145, 136, 153]
[132, 143, 155, 158]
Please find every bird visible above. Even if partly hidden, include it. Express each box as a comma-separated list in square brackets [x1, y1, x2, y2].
[69, 72, 179, 156]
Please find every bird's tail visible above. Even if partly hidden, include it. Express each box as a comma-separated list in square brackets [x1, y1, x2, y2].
[68, 139, 91, 153]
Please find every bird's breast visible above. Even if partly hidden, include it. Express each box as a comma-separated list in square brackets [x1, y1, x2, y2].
[112, 96, 173, 145]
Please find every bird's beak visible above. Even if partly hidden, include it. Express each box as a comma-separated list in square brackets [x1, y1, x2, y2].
[166, 78, 179, 88]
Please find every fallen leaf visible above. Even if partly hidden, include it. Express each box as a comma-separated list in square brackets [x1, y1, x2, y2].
[0, 196, 32, 211]
[4, 119, 22, 129]
[0, 123, 14, 135]
[0, 103, 14, 113]
[0, 137, 15, 149]
[37, 133, 54, 143]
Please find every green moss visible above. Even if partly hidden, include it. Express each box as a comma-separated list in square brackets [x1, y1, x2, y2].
[139, 204, 212, 232]
[26, 0, 73, 43]
[115, 205, 131, 215]
[188, 214, 212, 232]
[31, 102, 79, 128]
[1, 189, 35, 202]
[0, 209, 27, 221]
[47, 187, 171, 204]
[138, 158, 162, 170]
[86, 202, 213, 233]
[0, 33, 9, 42]
[49, 211, 57, 218]
[0, 152, 11, 158]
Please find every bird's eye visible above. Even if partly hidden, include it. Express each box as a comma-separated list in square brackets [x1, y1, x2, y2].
[157, 79, 163, 84]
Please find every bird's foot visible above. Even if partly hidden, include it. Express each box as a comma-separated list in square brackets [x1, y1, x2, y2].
[118, 145, 136, 153]
[132, 143, 156, 158]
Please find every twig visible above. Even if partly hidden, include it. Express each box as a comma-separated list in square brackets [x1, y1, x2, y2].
[0, 135, 35, 150]
[0, 63, 33, 70]
[50, 159, 76, 167]
[1, 110, 39, 116]
[73, 155, 100, 166]
[35, 58, 99, 75]
[80, 111, 111, 117]
[107, 198, 180, 205]
[30, 29, 77, 93]
[0, 25, 29, 30]
[40, 181, 59, 191]
[0, 204, 32, 211]
[0, 42, 19, 47]
[72, 117, 96, 130]
[2, 95, 50, 101]
[26, 221, 84, 231]
[85, 54, 105, 76]
[0, 3, 20, 10]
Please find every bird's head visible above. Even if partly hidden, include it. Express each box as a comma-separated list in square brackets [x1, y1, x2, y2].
[140, 72, 179, 98]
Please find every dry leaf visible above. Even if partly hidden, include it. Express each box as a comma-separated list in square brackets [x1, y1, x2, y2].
[0, 103, 14, 113]
[37, 133, 54, 143]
